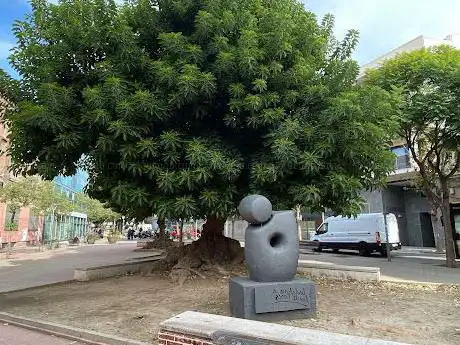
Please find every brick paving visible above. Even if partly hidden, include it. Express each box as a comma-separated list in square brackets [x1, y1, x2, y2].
[0, 324, 85, 345]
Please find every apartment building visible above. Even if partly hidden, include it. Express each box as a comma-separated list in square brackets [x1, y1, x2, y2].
[359, 34, 460, 248]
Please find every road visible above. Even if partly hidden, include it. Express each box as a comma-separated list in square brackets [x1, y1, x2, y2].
[0, 324, 85, 345]
[300, 248, 460, 284]
[0, 243, 149, 293]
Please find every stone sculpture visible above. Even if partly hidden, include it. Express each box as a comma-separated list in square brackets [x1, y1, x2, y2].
[229, 195, 316, 320]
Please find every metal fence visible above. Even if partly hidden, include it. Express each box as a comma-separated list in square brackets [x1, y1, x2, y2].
[43, 214, 87, 243]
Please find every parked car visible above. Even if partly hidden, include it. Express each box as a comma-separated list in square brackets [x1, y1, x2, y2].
[311, 213, 401, 256]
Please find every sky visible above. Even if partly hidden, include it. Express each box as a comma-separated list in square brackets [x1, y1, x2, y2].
[1, 0, 460, 79]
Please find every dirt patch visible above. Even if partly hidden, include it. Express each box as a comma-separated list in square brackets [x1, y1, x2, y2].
[0, 272, 459, 345]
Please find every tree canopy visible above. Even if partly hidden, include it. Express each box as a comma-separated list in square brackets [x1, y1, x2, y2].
[2, 0, 397, 222]
[75, 192, 120, 224]
[0, 176, 73, 218]
[365, 45, 460, 267]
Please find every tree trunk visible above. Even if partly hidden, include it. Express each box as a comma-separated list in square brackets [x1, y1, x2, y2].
[146, 215, 245, 285]
[158, 218, 166, 241]
[179, 219, 184, 243]
[201, 215, 226, 236]
[171, 215, 242, 265]
[10, 210, 16, 223]
[431, 207, 446, 253]
[441, 186, 456, 268]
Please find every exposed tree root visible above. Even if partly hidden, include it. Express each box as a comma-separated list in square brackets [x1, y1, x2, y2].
[167, 233, 244, 285]
[141, 237, 174, 250]
[140, 216, 244, 284]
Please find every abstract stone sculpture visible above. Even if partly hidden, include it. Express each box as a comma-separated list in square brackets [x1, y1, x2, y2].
[240, 195, 299, 282]
[229, 195, 316, 321]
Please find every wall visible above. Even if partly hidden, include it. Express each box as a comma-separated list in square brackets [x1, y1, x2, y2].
[361, 187, 432, 247]
[383, 186, 408, 245]
[403, 190, 430, 246]
[0, 205, 41, 246]
[358, 35, 425, 79]
[360, 190, 383, 213]
[359, 34, 460, 79]
[159, 311, 411, 345]
[224, 219, 247, 241]
[159, 330, 212, 345]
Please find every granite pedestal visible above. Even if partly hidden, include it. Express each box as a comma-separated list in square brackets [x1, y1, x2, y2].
[229, 277, 316, 321]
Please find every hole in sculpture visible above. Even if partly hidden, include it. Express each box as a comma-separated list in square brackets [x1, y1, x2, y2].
[269, 233, 283, 248]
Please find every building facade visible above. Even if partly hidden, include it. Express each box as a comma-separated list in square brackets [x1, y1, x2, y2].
[0, 96, 38, 247]
[359, 33, 460, 248]
[48, 170, 89, 241]
[0, 95, 89, 246]
[53, 169, 88, 200]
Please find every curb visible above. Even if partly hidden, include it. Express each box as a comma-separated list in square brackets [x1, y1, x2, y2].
[380, 278, 460, 287]
[0, 280, 76, 295]
[74, 257, 164, 282]
[298, 260, 380, 282]
[0, 312, 151, 345]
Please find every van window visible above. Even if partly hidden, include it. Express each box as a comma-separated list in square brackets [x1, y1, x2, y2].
[316, 223, 328, 235]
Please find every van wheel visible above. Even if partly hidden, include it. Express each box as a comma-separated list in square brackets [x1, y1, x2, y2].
[358, 243, 370, 256]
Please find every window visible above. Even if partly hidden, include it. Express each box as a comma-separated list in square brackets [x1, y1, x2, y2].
[316, 223, 328, 235]
[391, 146, 411, 169]
[454, 215, 460, 240]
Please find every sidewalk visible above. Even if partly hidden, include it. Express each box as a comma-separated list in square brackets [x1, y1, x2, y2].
[0, 243, 152, 293]
[0, 324, 85, 345]
[398, 246, 439, 254]
[300, 249, 460, 285]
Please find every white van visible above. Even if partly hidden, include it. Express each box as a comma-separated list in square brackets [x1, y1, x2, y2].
[311, 213, 402, 256]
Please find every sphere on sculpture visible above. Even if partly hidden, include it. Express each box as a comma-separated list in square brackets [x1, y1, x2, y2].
[238, 195, 272, 224]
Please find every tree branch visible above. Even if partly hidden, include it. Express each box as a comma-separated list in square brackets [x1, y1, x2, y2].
[447, 152, 460, 178]
[407, 139, 442, 206]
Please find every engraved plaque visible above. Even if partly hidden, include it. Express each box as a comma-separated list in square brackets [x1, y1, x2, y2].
[254, 282, 314, 314]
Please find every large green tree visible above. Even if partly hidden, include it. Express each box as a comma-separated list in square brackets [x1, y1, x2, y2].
[365, 45, 460, 268]
[75, 192, 120, 225]
[0, 177, 73, 223]
[3, 0, 397, 263]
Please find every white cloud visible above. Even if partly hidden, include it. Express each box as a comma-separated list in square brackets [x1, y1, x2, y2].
[305, 0, 460, 64]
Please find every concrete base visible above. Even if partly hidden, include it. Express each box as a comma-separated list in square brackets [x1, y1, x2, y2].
[160, 311, 413, 345]
[0, 312, 149, 345]
[74, 255, 163, 282]
[229, 277, 316, 321]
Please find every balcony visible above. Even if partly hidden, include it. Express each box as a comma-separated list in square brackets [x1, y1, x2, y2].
[389, 145, 415, 176]
[395, 155, 411, 170]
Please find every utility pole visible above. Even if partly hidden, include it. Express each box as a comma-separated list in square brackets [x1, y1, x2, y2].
[296, 205, 302, 240]
[381, 189, 391, 262]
